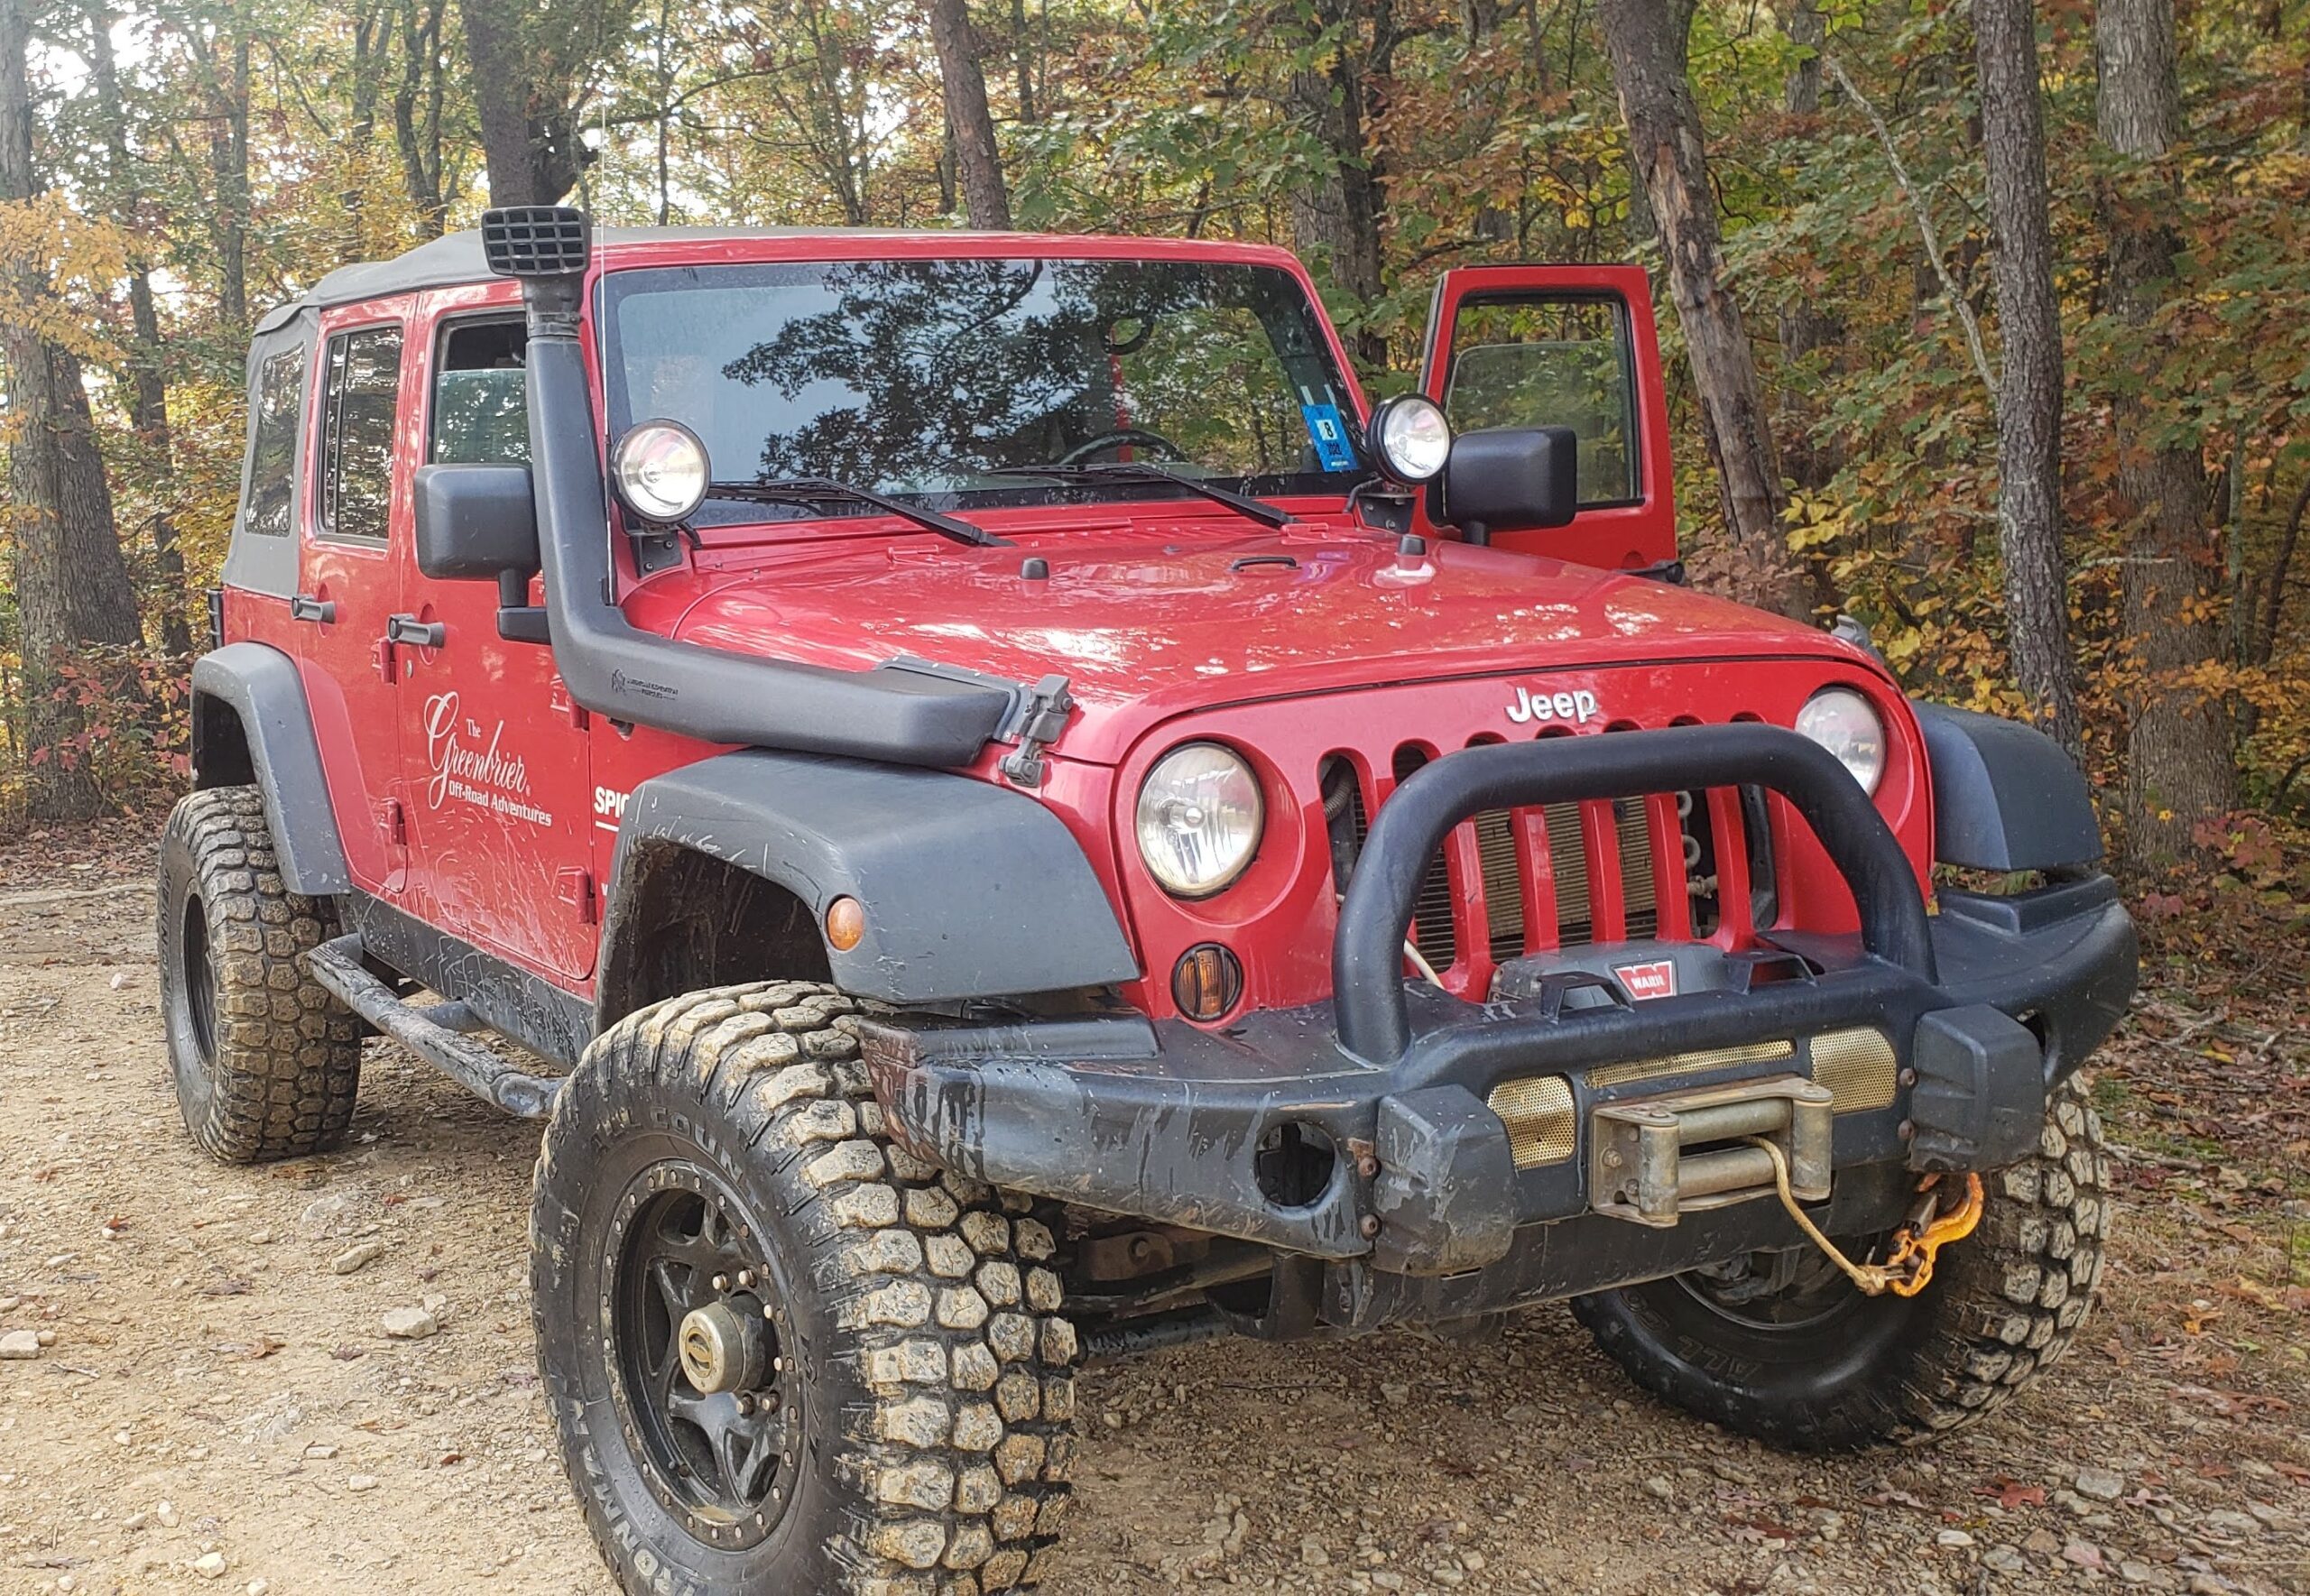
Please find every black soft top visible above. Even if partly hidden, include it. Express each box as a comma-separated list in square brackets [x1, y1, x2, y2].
[252, 225, 922, 332]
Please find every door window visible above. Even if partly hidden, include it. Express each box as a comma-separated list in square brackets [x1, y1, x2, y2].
[316, 325, 404, 542]
[431, 318, 531, 465]
[1440, 297, 1639, 507]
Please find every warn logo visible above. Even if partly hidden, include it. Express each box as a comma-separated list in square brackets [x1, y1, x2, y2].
[1613, 959, 1677, 1001]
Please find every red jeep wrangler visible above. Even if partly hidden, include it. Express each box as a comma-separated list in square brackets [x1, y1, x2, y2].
[162, 208, 2135, 1594]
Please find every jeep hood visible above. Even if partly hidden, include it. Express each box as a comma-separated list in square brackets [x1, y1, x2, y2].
[645, 528, 1865, 765]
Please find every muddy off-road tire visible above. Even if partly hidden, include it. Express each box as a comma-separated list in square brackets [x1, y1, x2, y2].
[157, 787, 362, 1163]
[1571, 1075, 2111, 1452]
[532, 982, 1077, 1596]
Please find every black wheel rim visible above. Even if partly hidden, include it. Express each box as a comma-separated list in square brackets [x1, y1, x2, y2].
[180, 893, 217, 1063]
[1673, 1243, 1875, 1332]
[605, 1161, 801, 1551]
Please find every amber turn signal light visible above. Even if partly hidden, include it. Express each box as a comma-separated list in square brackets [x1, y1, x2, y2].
[1171, 943, 1243, 1022]
[825, 896, 865, 952]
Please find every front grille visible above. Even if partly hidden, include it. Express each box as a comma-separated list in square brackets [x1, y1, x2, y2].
[1326, 732, 1777, 1001]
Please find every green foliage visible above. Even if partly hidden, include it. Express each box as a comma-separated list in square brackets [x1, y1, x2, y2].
[0, 0, 2303, 850]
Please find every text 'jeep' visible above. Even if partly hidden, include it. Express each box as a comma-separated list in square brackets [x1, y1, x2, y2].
[162, 208, 2137, 1594]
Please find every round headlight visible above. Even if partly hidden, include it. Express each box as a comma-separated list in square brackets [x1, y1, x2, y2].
[612, 419, 710, 524]
[1796, 687, 1888, 795]
[1366, 394, 1453, 484]
[1136, 743, 1264, 899]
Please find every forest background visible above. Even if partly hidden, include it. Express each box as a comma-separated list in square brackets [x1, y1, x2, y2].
[0, 0, 2304, 905]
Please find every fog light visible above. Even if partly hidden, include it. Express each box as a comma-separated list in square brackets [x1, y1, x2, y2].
[1171, 943, 1243, 1022]
[825, 895, 865, 952]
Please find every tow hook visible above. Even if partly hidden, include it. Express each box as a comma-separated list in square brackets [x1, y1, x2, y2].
[1750, 1138, 1986, 1299]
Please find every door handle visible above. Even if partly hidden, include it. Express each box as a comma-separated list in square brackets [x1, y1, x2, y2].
[384, 613, 446, 649]
[289, 593, 336, 624]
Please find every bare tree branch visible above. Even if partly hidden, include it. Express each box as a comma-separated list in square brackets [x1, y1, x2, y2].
[1824, 52, 1997, 405]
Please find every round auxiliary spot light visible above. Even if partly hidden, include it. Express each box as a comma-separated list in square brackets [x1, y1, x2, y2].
[611, 418, 711, 525]
[824, 896, 865, 953]
[1171, 943, 1244, 1023]
[1366, 393, 1453, 485]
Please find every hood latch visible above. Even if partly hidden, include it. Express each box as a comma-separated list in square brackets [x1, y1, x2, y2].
[997, 673, 1076, 789]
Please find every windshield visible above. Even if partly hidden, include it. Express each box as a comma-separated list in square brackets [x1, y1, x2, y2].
[599, 256, 1366, 527]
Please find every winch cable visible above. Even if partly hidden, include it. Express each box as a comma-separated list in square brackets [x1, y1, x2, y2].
[1746, 1138, 1985, 1299]
[1333, 890, 1445, 988]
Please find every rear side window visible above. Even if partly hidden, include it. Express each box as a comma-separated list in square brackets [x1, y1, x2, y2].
[431, 318, 530, 465]
[243, 348, 306, 538]
[1442, 296, 1639, 507]
[317, 325, 404, 541]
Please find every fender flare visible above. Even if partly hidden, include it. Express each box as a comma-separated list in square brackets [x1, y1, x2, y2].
[603, 750, 1141, 1009]
[189, 642, 351, 896]
[1912, 703, 2102, 872]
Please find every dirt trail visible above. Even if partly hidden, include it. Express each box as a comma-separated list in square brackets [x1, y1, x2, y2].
[2, 845, 2305, 1595]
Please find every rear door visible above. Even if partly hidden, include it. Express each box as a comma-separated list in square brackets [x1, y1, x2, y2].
[1418, 264, 1674, 571]
[296, 311, 412, 896]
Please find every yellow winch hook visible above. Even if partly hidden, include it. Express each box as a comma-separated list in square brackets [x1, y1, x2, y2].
[1745, 1137, 1985, 1298]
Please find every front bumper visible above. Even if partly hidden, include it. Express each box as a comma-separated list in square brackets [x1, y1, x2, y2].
[857, 726, 2136, 1320]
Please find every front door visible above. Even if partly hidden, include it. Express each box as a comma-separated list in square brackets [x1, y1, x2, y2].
[296, 313, 411, 897]
[393, 304, 600, 983]
[1418, 263, 1675, 572]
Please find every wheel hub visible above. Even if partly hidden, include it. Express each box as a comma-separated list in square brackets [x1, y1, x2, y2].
[604, 1161, 800, 1549]
[678, 1299, 766, 1394]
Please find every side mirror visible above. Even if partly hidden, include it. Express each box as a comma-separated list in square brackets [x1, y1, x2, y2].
[1431, 426, 1579, 542]
[413, 463, 540, 580]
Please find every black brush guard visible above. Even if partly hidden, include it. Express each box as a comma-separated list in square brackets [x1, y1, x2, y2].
[859, 724, 2136, 1322]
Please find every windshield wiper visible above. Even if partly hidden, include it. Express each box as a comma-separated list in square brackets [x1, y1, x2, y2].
[988, 462, 1299, 530]
[707, 478, 1010, 548]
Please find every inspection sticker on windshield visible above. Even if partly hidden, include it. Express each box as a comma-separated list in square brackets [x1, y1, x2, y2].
[1300, 403, 1357, 472]
[1613, 960, 1678, 1001]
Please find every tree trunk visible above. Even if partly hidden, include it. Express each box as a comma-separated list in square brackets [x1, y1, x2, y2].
[394, 0, 448, 235]
[1976, 0, 2084, 756]
[2, 0, 145, 820]
[927, 0, 1012, 227]
[346, 0, 384, 253]
[458, 0, 587, 207]
[1600, 0, 1807, 619]
[653, 0, 673, 223]
[1782, 0, 1823, 115]
[85, 0, 191, 656]
[460, 0, 535, 204]
[199, 23, 251, 328]
[2095, 0, 2237, 865]
[1010, 0, 1035, 124]
[1288, 0, 1391, 372]
[1775, 0, 1842, 494]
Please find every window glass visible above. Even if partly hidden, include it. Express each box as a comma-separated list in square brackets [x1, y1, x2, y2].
[431, 319, 530, 465]
[1443, 297, 1638, 506]
[243, 348, 306, 538]
[602, 257, 1363, 526]
[317, 325, 404, 540]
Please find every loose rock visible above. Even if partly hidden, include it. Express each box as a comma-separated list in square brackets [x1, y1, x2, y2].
[0, 1329, 41, 1360]
[381, 1305, 439, 1340]
[331, 1240, 387, 1275]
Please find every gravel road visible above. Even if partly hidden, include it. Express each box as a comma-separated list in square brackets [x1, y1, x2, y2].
[1, 845, 2303, 1595]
